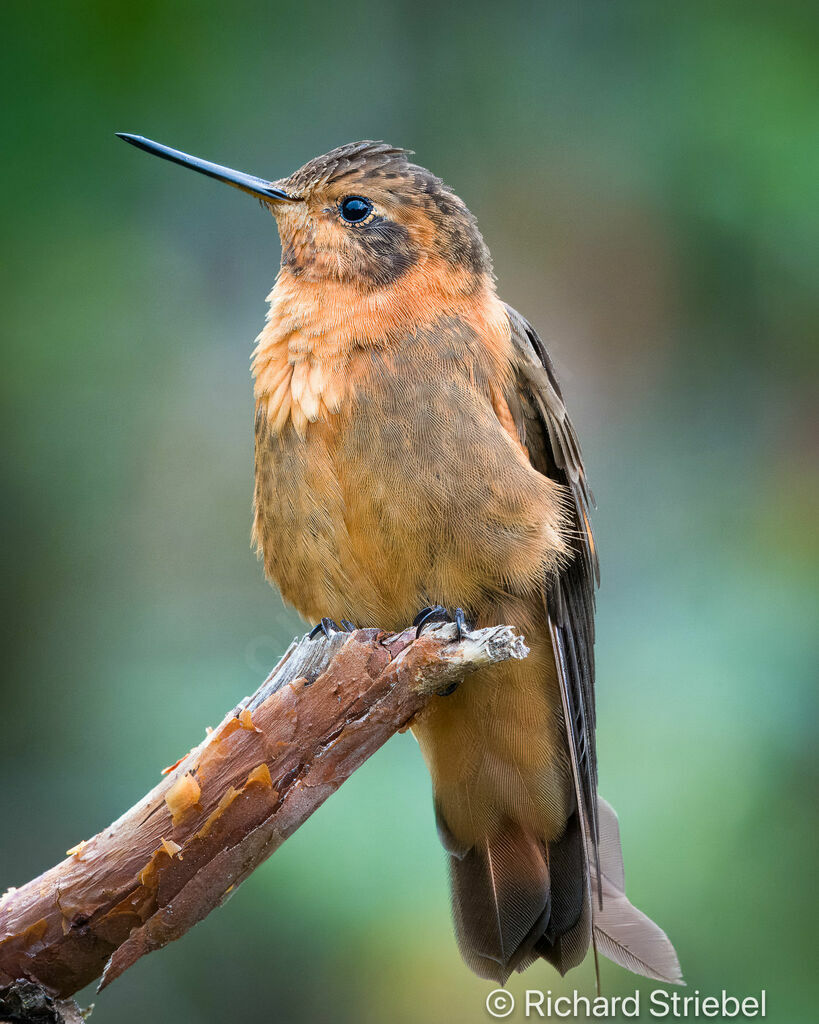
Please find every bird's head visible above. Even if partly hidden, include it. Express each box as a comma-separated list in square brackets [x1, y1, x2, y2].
[117, 135, 492, 292]
[117, 134, 512, 434]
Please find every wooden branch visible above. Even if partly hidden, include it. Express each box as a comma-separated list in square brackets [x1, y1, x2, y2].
[0, 623, 527, 1002]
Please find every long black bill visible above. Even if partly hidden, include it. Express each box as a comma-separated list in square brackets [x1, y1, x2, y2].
[116, 134, 298, 202]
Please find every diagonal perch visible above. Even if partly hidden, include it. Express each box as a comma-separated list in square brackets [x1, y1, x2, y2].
[0, 622, 528, 1002]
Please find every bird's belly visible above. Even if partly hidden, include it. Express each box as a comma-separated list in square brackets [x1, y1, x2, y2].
[253, 410, 487, 628]
[253, 363, 566, 629]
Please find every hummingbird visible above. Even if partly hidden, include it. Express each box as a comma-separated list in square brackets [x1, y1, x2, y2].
[118, 133, 682, 986]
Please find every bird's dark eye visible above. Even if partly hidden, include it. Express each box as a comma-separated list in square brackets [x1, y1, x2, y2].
[339, 196, 373, 223]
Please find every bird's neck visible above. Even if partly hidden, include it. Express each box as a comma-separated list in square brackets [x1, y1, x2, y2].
[252, 264, 511, 436]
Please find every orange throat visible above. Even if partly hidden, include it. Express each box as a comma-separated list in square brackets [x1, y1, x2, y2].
[251, 263, 511, 436]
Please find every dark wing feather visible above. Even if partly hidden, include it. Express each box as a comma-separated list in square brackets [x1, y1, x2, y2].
[505, 304, 601, 899]
[506, 306, 682, 985]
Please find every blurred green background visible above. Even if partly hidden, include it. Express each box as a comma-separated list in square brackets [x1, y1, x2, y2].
[1, 2, 816, 1022]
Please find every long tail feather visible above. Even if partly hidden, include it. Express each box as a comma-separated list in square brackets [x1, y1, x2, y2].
[591, 798, 684, 985]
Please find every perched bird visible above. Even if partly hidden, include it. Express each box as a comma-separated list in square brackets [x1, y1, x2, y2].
[118, 133, 682, 986]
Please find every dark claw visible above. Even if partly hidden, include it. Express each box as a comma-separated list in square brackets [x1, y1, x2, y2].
[414, 604, 449, 638]
[308, 617, 341, 640]
[412, 606, 472, 693]
[413, 605, 444, 628]
[433, 608, 469, 696]
[413, 605, 471, 640]
[340, 619, 357, 632]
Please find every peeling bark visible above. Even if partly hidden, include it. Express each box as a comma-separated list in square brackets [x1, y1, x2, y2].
[0, 623, 527, 1001]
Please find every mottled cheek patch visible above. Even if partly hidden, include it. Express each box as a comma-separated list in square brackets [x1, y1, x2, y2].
[280, 213, 420, 288]
[352, 220, 419, 286]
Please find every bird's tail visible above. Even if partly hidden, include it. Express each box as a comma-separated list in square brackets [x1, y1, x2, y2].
[445, 796, 682, 985]
[588, 796, 683, 985]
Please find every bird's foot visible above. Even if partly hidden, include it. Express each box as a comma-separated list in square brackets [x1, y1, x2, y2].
[308, 617, 358, 640]
[412, 605, 471, 696]
[413, 605, 448, 636]
[412, 605, 470, 642]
